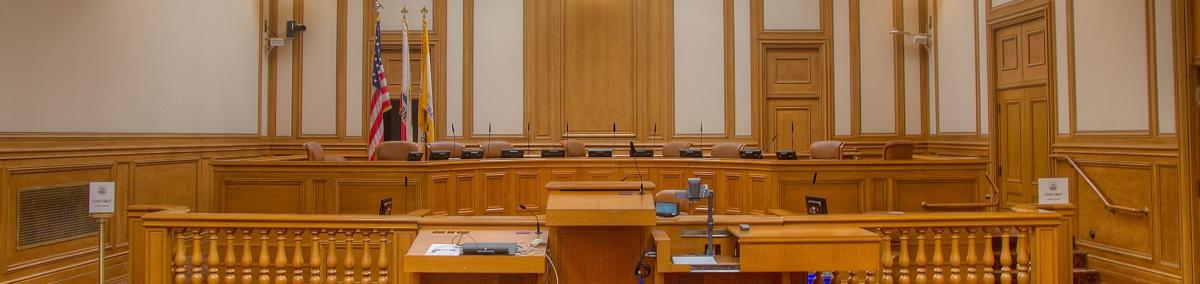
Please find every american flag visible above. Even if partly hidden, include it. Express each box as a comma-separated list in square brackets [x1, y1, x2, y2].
[367, 20, 395, 161]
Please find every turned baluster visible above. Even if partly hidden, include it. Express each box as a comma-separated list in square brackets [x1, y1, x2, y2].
[207, 229, 222, 284]
[865, 271, 875, 284]
[273, 230, 290, 284]
[1015, 227, 1030, 284]
[879, 229, 894, 284]
[897, 229, 911, 284]
[931, 228, 944, 284]
[964, 228, 978, 284]
[309, 230, 323, 284]
[192, 229, 205, 283]
[948, 228, 962, 284]
[257, 230, 272, 284]
[343, 230, 359, 284]
[326, 230, 340, 283]
[998, 227, 1013, 284]
[980, 228, 996, 283]
[291, 230, 306, 284]
[361, 231, 375, 283]
[224, 229, 237, 284]
[240, 229, 254, 284]
[914, 228, 928, 284]
[377, 233, 390, 284]
[173, 229, 188, 284]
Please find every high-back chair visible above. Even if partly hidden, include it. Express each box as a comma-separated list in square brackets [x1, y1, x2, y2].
[428, 141, 466, 158]
[882, 140, 916, 160]
[376, 141, 421, 161]
[560, 139, 587, 157]
[303, 142, 346, 161]
[809, 140, 846, 160]
[479, 141, 513, 158]
[711, 142, 745, 159]
[661, 141, 693, 158]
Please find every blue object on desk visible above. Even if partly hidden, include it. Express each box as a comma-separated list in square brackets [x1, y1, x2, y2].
[655, 202, 679, 217]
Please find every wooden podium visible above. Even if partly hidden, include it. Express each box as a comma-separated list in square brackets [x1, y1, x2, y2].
[544, 181, 656, 283]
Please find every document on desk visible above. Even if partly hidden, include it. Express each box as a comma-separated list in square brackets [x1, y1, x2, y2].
[672, 255, 717, 265]
[425, 244, 462, 256]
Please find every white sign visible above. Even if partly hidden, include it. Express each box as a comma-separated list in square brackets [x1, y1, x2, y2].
[1038, 178, 1070, 205]
[89, 182, 116, 214]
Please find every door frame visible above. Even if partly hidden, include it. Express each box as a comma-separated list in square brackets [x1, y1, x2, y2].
[986, 4, 1054, 207]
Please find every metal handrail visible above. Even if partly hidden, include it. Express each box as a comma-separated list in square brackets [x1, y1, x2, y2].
[1052, 155, 1150, 215]
[922, 173, 1001, 211]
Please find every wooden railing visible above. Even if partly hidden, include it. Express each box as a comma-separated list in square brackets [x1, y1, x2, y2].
[921, 174, 1001, 211]
[130, 207, 420, 284]
[780, 211, 1070, 284]
[1051, 154, 1150, 214]
[130, 207, 1067, 283]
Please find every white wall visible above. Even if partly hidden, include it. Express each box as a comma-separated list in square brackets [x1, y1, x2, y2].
[674, 0, 727, 135]
[0, 0, 261, 134]
[472, 0, 524, 135]
[859, 0, 897, 134]
[277, 0, 295, 137]
[832, 0, 852, 136]
[1054, 0, 1070, 134]
[1154, 0, 1176, 134]
[346, 0, 365, 137]
[446, 0, 465, 137]
[935, 0, 979, 134]
[1072, 1, 1150, 132]
[302, 0, 338, 136]
[734, 0, 753, 137]
[903, 0, 922, 136]
[763, 0, 822, 30]
[381, 0, 434, 31]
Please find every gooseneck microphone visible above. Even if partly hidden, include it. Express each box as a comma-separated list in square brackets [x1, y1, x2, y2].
[629, 142, 645, 195]
[790, 121, 796, 150]
[808, 172, 818, 195]
[518, 204, 545, 246]
[766, 134, 778, 151]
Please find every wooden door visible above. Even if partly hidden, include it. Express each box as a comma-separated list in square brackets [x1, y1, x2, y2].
[994, 17, 1051, 204]
[762, 46, 826, 153]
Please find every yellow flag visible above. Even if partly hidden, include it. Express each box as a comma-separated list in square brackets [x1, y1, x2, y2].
[418, 12, 435, 143]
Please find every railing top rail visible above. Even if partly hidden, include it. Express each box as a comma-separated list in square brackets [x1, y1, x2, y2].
[781, 211, 1063, 227]
[1051, 154, 1150, 215]
[142, 212, 420, 230]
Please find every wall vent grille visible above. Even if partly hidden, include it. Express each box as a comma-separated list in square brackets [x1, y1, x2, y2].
[17, 183, 99, 249]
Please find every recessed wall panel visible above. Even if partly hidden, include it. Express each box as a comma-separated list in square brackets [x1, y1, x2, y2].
[1073, 1, 1151, 132]
[674, 0, 726, 135]
[301, 0, 338, 135]
[859, 0, 897, 134]
[763, 0, 822, 30]
[935, 0, 978, 134]
[471, 0, 523, 135]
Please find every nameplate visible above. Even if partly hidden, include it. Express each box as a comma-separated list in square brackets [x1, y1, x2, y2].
[89, 182, 116, 214]
[1038, 178, 1069, 205]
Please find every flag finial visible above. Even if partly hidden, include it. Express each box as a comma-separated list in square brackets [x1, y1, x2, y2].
[421, 6, 429, 15]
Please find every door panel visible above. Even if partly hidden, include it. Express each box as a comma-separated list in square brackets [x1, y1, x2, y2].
[994, 16, 1051, 205]
[762, 46, 826, 153]
[999, 91, 1027, 202]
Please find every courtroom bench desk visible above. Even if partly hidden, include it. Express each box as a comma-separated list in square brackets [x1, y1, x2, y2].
[207, 156, 991, 215]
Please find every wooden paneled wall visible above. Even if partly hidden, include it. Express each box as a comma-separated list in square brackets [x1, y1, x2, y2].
[986, 0, 1196, 283]
[0, 136, 268, 283]
[208, 158, 991, 216]
[268, 0, 997, 157]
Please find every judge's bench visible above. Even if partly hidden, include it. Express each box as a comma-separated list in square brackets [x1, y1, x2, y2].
[122, 153, 1071, 283]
